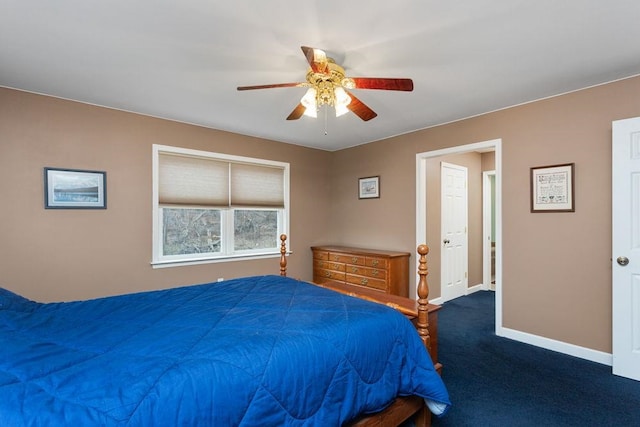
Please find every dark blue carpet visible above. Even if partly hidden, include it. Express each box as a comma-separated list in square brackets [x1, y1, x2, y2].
[431, 291, 640, 426]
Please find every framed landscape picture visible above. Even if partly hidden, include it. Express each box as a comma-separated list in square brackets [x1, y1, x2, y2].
[44, 167, 107, 209]
[359, 176, 380, 199]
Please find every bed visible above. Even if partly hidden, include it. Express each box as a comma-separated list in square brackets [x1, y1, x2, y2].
[0, 236, 450, 426]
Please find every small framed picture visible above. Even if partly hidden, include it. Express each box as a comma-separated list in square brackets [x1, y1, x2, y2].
[359, 176, 380, 199]
[44, 167, 107, 209]
[530, 163, 574, 212]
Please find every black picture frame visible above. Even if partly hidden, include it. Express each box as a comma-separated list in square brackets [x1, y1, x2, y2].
[44, 167, 107, 209]
[359, 176, 380, 199]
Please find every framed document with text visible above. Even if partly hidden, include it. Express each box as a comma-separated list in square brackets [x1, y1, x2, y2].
[530, 163, 574, 212]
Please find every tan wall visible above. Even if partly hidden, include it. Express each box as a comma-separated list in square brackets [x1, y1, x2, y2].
[0, 88, 332, 301]
[482, 151, 495, 171]
[329, 76, 640, 353]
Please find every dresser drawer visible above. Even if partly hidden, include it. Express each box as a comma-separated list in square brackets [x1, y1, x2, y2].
[313, 250, 329, 260]
[365, 257, 388, 269]
[344, 264, 387, 281]
[314, 268, 346, 282]
[314, 259, 346, 272]
[345, 273, 388, 291]
[330, 253, 366, 265]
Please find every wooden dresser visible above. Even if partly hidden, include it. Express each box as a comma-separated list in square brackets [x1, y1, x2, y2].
[311, 245, 410, 297]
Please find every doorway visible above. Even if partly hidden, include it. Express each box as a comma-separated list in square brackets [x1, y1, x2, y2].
[416, 139, 503, 335]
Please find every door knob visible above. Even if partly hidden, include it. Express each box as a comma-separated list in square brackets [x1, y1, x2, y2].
[617, 256, 629, 266]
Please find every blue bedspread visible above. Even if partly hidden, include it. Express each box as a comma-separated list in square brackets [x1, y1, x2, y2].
[0, 275, 450, 426]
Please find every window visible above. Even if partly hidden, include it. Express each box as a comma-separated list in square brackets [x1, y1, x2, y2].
[152, 145, 289, 267]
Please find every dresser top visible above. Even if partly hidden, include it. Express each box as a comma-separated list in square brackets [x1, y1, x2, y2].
[311, 245, 411, 258]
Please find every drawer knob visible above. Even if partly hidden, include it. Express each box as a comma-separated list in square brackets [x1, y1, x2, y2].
[352, 257, 358, 263]
[361, 278, 369, 285]
[371, 270, 379, 276]
[352, 267, 359, 273]
[325, 271, 331, 277]
[372, 260, 379, 266]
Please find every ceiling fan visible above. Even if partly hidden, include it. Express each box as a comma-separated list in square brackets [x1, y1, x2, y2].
[237, 46, 413, 121]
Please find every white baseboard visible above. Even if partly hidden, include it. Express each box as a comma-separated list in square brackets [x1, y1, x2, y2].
[429, 296, 443, 305]
[498, 326, 613, 366]
[467, 284, 484, 294]
[429, 284, 484, 306]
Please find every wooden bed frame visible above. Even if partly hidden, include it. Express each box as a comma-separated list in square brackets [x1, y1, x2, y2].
[279, 235, 441, 427]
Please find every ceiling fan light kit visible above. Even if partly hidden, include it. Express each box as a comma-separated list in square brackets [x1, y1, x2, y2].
[237, 46, 413, 122]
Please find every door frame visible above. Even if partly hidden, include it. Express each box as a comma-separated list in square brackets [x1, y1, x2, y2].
[416, 138, 503, 335]
[483, 170, 496, 291]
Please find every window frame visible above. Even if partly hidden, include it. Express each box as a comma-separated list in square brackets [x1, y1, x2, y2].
[152, 144, 290, 268]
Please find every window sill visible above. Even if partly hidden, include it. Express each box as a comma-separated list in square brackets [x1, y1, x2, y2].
[150, 251, 291, 269]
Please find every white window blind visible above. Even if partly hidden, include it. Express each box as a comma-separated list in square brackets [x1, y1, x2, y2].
[159, 153, 285, 208]
[158, 154, 229, 206]
[230, 163, 284, 207]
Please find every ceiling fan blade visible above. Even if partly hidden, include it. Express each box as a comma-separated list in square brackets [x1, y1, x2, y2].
[286, 103, 306, 120]
[345, 91, 377, 121]
[237, 82, 305, 91]
[301, 46, 329, 75]
[349, 78, 414, 91]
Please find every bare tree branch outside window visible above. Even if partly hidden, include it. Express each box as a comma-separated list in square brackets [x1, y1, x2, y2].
[163, 208, 221, 256]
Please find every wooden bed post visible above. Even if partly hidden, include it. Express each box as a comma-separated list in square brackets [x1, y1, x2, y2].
[280, 234, 287, 276]
[416, 244, 431, 352]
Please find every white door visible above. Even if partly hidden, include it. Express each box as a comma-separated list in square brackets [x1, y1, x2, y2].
[441, 162, 468, 302]
[612, 117, 640, 381]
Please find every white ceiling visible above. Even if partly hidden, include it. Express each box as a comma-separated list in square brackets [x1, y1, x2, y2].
[2, 1, 639, 152]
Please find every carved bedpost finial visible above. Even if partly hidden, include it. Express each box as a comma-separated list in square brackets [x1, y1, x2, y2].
[417, 244, 429, 300]
[280, 234, 287, 276]
[416, 244, 431, 351]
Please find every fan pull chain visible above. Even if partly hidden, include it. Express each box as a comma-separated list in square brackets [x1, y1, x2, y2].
[324, 105, 328, 135]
